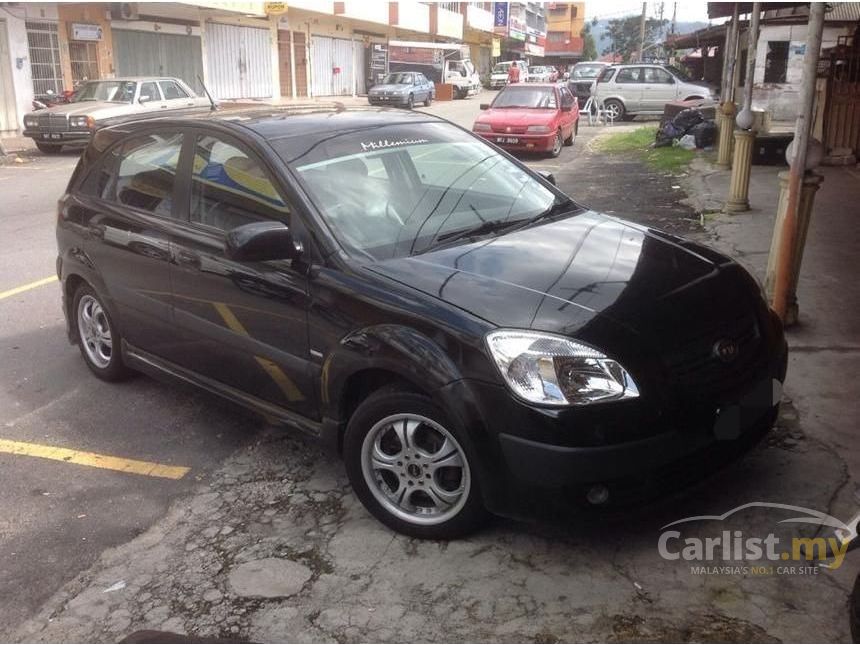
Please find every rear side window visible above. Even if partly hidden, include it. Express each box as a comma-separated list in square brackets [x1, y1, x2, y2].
[616, 68, 643, 83]
[189, 135, 290, 231]
[597, 67, 616, 83]
[113, 133, 184, 218]
[79, 148, 120, 200]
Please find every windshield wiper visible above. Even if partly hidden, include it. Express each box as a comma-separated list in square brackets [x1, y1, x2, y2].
[513, 197, 579, 231]
[424, 217, 528, 252]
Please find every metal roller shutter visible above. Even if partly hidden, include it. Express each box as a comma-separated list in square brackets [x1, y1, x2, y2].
[113, 29, 204, 93]
[205, 23, 271, 100]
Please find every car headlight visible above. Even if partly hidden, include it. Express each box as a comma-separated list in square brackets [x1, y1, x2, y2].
[473, 122, 492, 132]
[70, 115, 94, 129]
[526, 125, 551, 133]
[24, 116, 38, 128]
[485, 330, 640, 406]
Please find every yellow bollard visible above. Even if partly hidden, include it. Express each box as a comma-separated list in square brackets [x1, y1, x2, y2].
[716, 102, 736, 168]
[725, 129, 756, 212]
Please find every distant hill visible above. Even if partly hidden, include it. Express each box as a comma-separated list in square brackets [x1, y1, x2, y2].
[587, 17, 710, 57]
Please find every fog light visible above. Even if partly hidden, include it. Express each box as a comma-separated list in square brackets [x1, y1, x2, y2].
[586, 484, 610, 505]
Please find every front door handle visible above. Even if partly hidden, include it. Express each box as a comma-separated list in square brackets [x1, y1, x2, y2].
[174, 249, 200, 268]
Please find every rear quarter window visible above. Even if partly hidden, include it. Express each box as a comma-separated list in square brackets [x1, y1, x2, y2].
[597, 68, 616, 83]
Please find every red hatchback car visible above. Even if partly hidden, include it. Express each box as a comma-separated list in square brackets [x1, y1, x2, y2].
[472, 83, 579, 157]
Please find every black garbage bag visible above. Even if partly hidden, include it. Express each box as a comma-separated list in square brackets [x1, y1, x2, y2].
[655, 121, 685, 147]
[690, 120, 717, 148]
[671, 108, 704, 133]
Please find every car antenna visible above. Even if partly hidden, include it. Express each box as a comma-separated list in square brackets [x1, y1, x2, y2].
[197, 74, 218, 111]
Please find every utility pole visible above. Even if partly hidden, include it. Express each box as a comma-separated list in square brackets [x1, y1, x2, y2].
[638, 2, 647, 62]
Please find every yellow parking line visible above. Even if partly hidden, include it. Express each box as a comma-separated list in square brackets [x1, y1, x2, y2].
[0, 438, 190, 480]
[0, 276, 57, 301]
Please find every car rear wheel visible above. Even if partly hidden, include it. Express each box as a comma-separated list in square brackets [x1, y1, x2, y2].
[344, 389, 488, 539]
[406, 93, 414, 110]
[564, 121, 578, 146]
[549, 130, 563, 158]
[35, 142, 62, 154]
[73, 284, 131, 381]
[603, 99, 625, 122]
[424, 93, 432, 107]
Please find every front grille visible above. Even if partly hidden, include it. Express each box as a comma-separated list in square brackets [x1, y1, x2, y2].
[491, 125, 528, 134]
[37, 113, 68, 130]
[662, 313, 763, 400]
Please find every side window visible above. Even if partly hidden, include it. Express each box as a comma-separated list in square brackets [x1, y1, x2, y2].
[159, 80, 189, 100]
[560, 87, 574, 107]
[644, 68, 673, 84]
[79, 148, 120, 200]
[140, 81, 160, 102]
[113, 133, 183, 217]
[597, 67, 616, 83]
[616, 68, 642, 83]
[190, 135, 290, 231]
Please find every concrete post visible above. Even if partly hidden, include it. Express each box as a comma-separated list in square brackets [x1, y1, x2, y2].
[725, 129, 755, 212]
[270, 15, 281, 101]
[764, 171, 824, 325]
[716, 101, 736, 168]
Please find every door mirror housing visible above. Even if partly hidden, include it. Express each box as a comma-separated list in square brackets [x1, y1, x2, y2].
[139, 94, 151, 104]
[537, 170, 556, 186]
[479, 103, 490, 110]
[225, 221, 301, 262]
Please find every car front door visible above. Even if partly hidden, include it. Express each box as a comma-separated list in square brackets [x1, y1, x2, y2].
[612, 67, 644, 112]
[66, 130, 184, 356]
[641, 66, 678, 112]
[138, 80, 165, 112]
[558, 86, 576, 137]
[167, 129, 316, 418]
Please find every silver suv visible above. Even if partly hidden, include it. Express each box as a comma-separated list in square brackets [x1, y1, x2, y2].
[593, 64, 714, 121]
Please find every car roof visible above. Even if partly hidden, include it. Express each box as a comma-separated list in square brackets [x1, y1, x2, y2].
[94, 106, 446, 151]
[83, 76, 185, 82]
[503, 82, 558, 88]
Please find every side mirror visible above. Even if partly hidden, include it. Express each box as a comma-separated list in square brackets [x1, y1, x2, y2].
[139, 95, 150, 104]
[225, 221, 301, 262]
[537, 171, 556, 186]
[479, 103, 490, 110]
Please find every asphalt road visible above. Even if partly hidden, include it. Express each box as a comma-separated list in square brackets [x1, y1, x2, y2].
[0, 93, 600, 634]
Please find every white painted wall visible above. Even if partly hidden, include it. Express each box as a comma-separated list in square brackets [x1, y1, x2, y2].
[751, 23, 849, 121]
[437, 6, 464, 40]
[395, 1, 430, 34]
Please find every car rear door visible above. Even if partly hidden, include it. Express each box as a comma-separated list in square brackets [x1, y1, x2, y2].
[166, 128, 317, 418]
[65, 129, 184, 356]
[612, 67, 644, 112]
[640, 66, 678, 112]
[158, 80, 198, 114]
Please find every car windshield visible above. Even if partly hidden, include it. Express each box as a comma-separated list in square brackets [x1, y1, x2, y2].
[492, 63, 511, 74]
[664, 64, 691, 82]
[278, 122, 569, 261]
[74, 80, 137, 103]
[492, 86, 557, 109]
[382, 73, 414, 85]
[529, 67, 543, 74]
[572, 64, 604, 79]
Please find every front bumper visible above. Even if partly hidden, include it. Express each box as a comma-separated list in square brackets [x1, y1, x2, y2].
[24, 129, 91, 145]
[475, 130, 555, 152]
[368, 96, 410, 106]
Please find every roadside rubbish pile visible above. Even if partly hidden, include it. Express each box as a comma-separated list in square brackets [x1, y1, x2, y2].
[654, 108, 717, 150]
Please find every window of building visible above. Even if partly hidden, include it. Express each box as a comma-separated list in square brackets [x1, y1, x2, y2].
[548, 31, 568, 43]
[114, 133, 184, 218]
[25, 21, 63, 95]
[190, 136, 290, 231]
[764, 41, 790, 83]
[68, 41, 99, 84]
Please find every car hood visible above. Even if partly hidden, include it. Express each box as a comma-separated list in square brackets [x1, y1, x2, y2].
[368, 211, 743, 338]
[370, 84, 409, 93]
[29, 101, 135, 118]
[476, 108, 558, 126]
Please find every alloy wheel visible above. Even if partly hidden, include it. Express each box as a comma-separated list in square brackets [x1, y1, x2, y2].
[77, 294, 112, 369]
[360, 413, 471, 526]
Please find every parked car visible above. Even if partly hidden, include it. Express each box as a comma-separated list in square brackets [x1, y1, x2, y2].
[527, 66, 556, 83]
[472, 83, 579, 157]
[22, 77, 211, 154]
[367, 72, 435, 108]
[57, 107, 787, 539]
[593, 63, 715, 121]
[566, 61, 611, 107]
[489, 60, 529, 89]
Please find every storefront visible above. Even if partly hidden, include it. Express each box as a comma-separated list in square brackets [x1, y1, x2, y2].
[112, 24, 204, 93]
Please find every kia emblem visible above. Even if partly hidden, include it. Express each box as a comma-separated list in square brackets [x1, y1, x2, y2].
[712, 339, 739, 363]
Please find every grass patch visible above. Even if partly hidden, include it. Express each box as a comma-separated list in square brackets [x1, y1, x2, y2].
[595, 125, 695, 174]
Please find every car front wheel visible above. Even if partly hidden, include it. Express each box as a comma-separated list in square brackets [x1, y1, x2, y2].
[603, 99, 625, 122]
[344, 390, 487, 539]
[549, 129, 563, 157]
[73, 284, 131, 381]
[406, 93, 414, 109]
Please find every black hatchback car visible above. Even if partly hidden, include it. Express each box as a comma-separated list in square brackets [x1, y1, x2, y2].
[57, 108, 787, 539]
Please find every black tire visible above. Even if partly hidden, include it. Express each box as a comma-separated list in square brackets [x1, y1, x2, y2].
[549, 130, 563, 158]
[72, 283, 132, 382]
[424, 93, 432, 107]
[564, 121, 577, 146]
[851, 573, 860, 643]
[603, 99, 625, 122]
[36, 142, 62, 154]
[406, 93, 414, 110]
[343, 389, 488, 539]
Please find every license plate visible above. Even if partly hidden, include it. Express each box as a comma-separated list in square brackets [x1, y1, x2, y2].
[43, 133, 61, 140]
[496, 137, 519, 144]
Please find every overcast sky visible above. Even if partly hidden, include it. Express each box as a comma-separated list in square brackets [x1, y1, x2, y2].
[584, 1, 714, 24]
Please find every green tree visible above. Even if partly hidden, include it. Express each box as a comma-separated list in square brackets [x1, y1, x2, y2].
[581, 23, 597, 61]
[600, 14, 667, 63]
